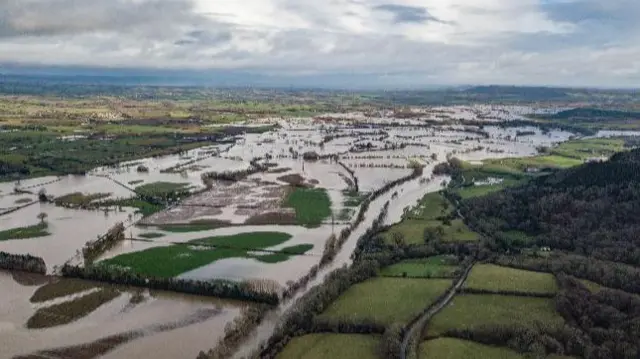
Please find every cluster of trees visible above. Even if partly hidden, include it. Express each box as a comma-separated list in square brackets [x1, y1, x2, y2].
[0, 251, 47, 274]
[201, 157, 268, 185]
[444, 147, 640, 358]
[60, 263, 279, 305]
[462, 148, 640, 266]
[82, 222, 125, 264]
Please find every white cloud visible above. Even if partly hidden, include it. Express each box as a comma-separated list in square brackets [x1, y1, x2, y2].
[0, 0, 638, 87]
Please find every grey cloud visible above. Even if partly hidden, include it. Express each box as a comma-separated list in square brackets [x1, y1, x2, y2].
[373, 4, 443, 24]
[0, 0, 216, 38]
[174, 30, 233, 46]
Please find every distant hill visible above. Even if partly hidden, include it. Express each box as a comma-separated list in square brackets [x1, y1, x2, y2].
[546, 107, 640, 120]
[461, 85, 570, 101]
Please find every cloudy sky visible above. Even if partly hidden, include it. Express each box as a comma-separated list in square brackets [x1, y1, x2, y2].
[1, 0, 638, 88]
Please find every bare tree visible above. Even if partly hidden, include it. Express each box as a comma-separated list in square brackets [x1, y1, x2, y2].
[37, 212, 48, 224]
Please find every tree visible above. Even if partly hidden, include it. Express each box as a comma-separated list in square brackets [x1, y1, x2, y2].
[37, 212, 48, 224]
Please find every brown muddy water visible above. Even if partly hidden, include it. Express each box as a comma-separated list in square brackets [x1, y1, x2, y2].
[0, 271, 246, 359]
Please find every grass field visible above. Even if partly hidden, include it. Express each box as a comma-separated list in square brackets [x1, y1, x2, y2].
[579, 279, 604, 293]
[156, 222, 229, 232]
[254, 244, 314, 263]
[465, 264, 558, 295]
[99, 232, 304, 277]
[318, 277, 451, 326]
[455, 178, 522, 199]
[550, 138, 624, 160]
[0, 222, 50, 241]
[53, 192, 112, 207]
[419, 338, 525, 359]
[276, 334, 379, 359]
[190, 232, 292, 249]
[407, 192, 452, 220]
[380, 255, 459, 278]
[428, 294, 564, 336]
[135, 182, 190, 197]
[284, 187, 331, 227]
[385, 218, 479, 245]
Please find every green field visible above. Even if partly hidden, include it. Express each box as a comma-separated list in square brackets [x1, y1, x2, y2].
[54, 192, 111, 207]
[156, 222, 229, 232]
[380, 256, 459, 278]
[407, 192, 452, 220]
[318, 277, 451, 326]
[465, 264, 558, 295]
[0, 222, 50, 241]
[428, 294, 564, 336]
[385, 218, 479, 245]
[455, 178, 522, 199]
[276, 334, 379, 359]
[550, 138, 624, 160]
[284, 188, 331, 227]
[99, 232, 306, 277]
[420, 338, 525, 359]
[190, 232, 292, 249]
[135, 182, 190, 197]
[103, 198, 164, 217]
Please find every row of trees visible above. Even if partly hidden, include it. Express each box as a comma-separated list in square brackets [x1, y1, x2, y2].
[0, 251, 47, 274]
[82, 222, 125, 264]
[60, 263, 279, 305]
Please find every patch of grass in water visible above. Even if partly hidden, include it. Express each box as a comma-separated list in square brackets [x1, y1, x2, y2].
[100, 232, 300, 277]
[0, 222, 50, 241]
[191, 232, 292, 249]
[103, 198, 164, 217]
[128, 179, 144, 185]
[284, 187, 331, 227]
[30, 278, 99, 303]
[14, 197, 32, 204]
[26, 289, 120, 329]
[158, 222, 230, 232]
[135, 181, 189, 197]
[54, 192, 111, 207]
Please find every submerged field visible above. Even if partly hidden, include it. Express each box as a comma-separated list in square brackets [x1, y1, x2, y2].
[99, 231, 315, 277]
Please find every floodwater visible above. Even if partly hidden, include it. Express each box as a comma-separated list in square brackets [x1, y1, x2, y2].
[0, 271, 245, 359]
[0, 116, 587, 359]
[0, 203, 135, 271]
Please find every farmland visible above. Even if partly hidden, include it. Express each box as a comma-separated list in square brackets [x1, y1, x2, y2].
[2, 85, 640, 359]
[317, 277, 451, 326]
[427, 294, 564, 336]
[379, 255, 460, 278]
[276, 334, 379, 359]
[419, 338, 525, 359]
[464, 264, 559, 295]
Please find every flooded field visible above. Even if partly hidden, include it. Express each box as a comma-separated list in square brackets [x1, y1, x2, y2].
[1, 107, 597, 358]
[0, 271, 245, 359]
